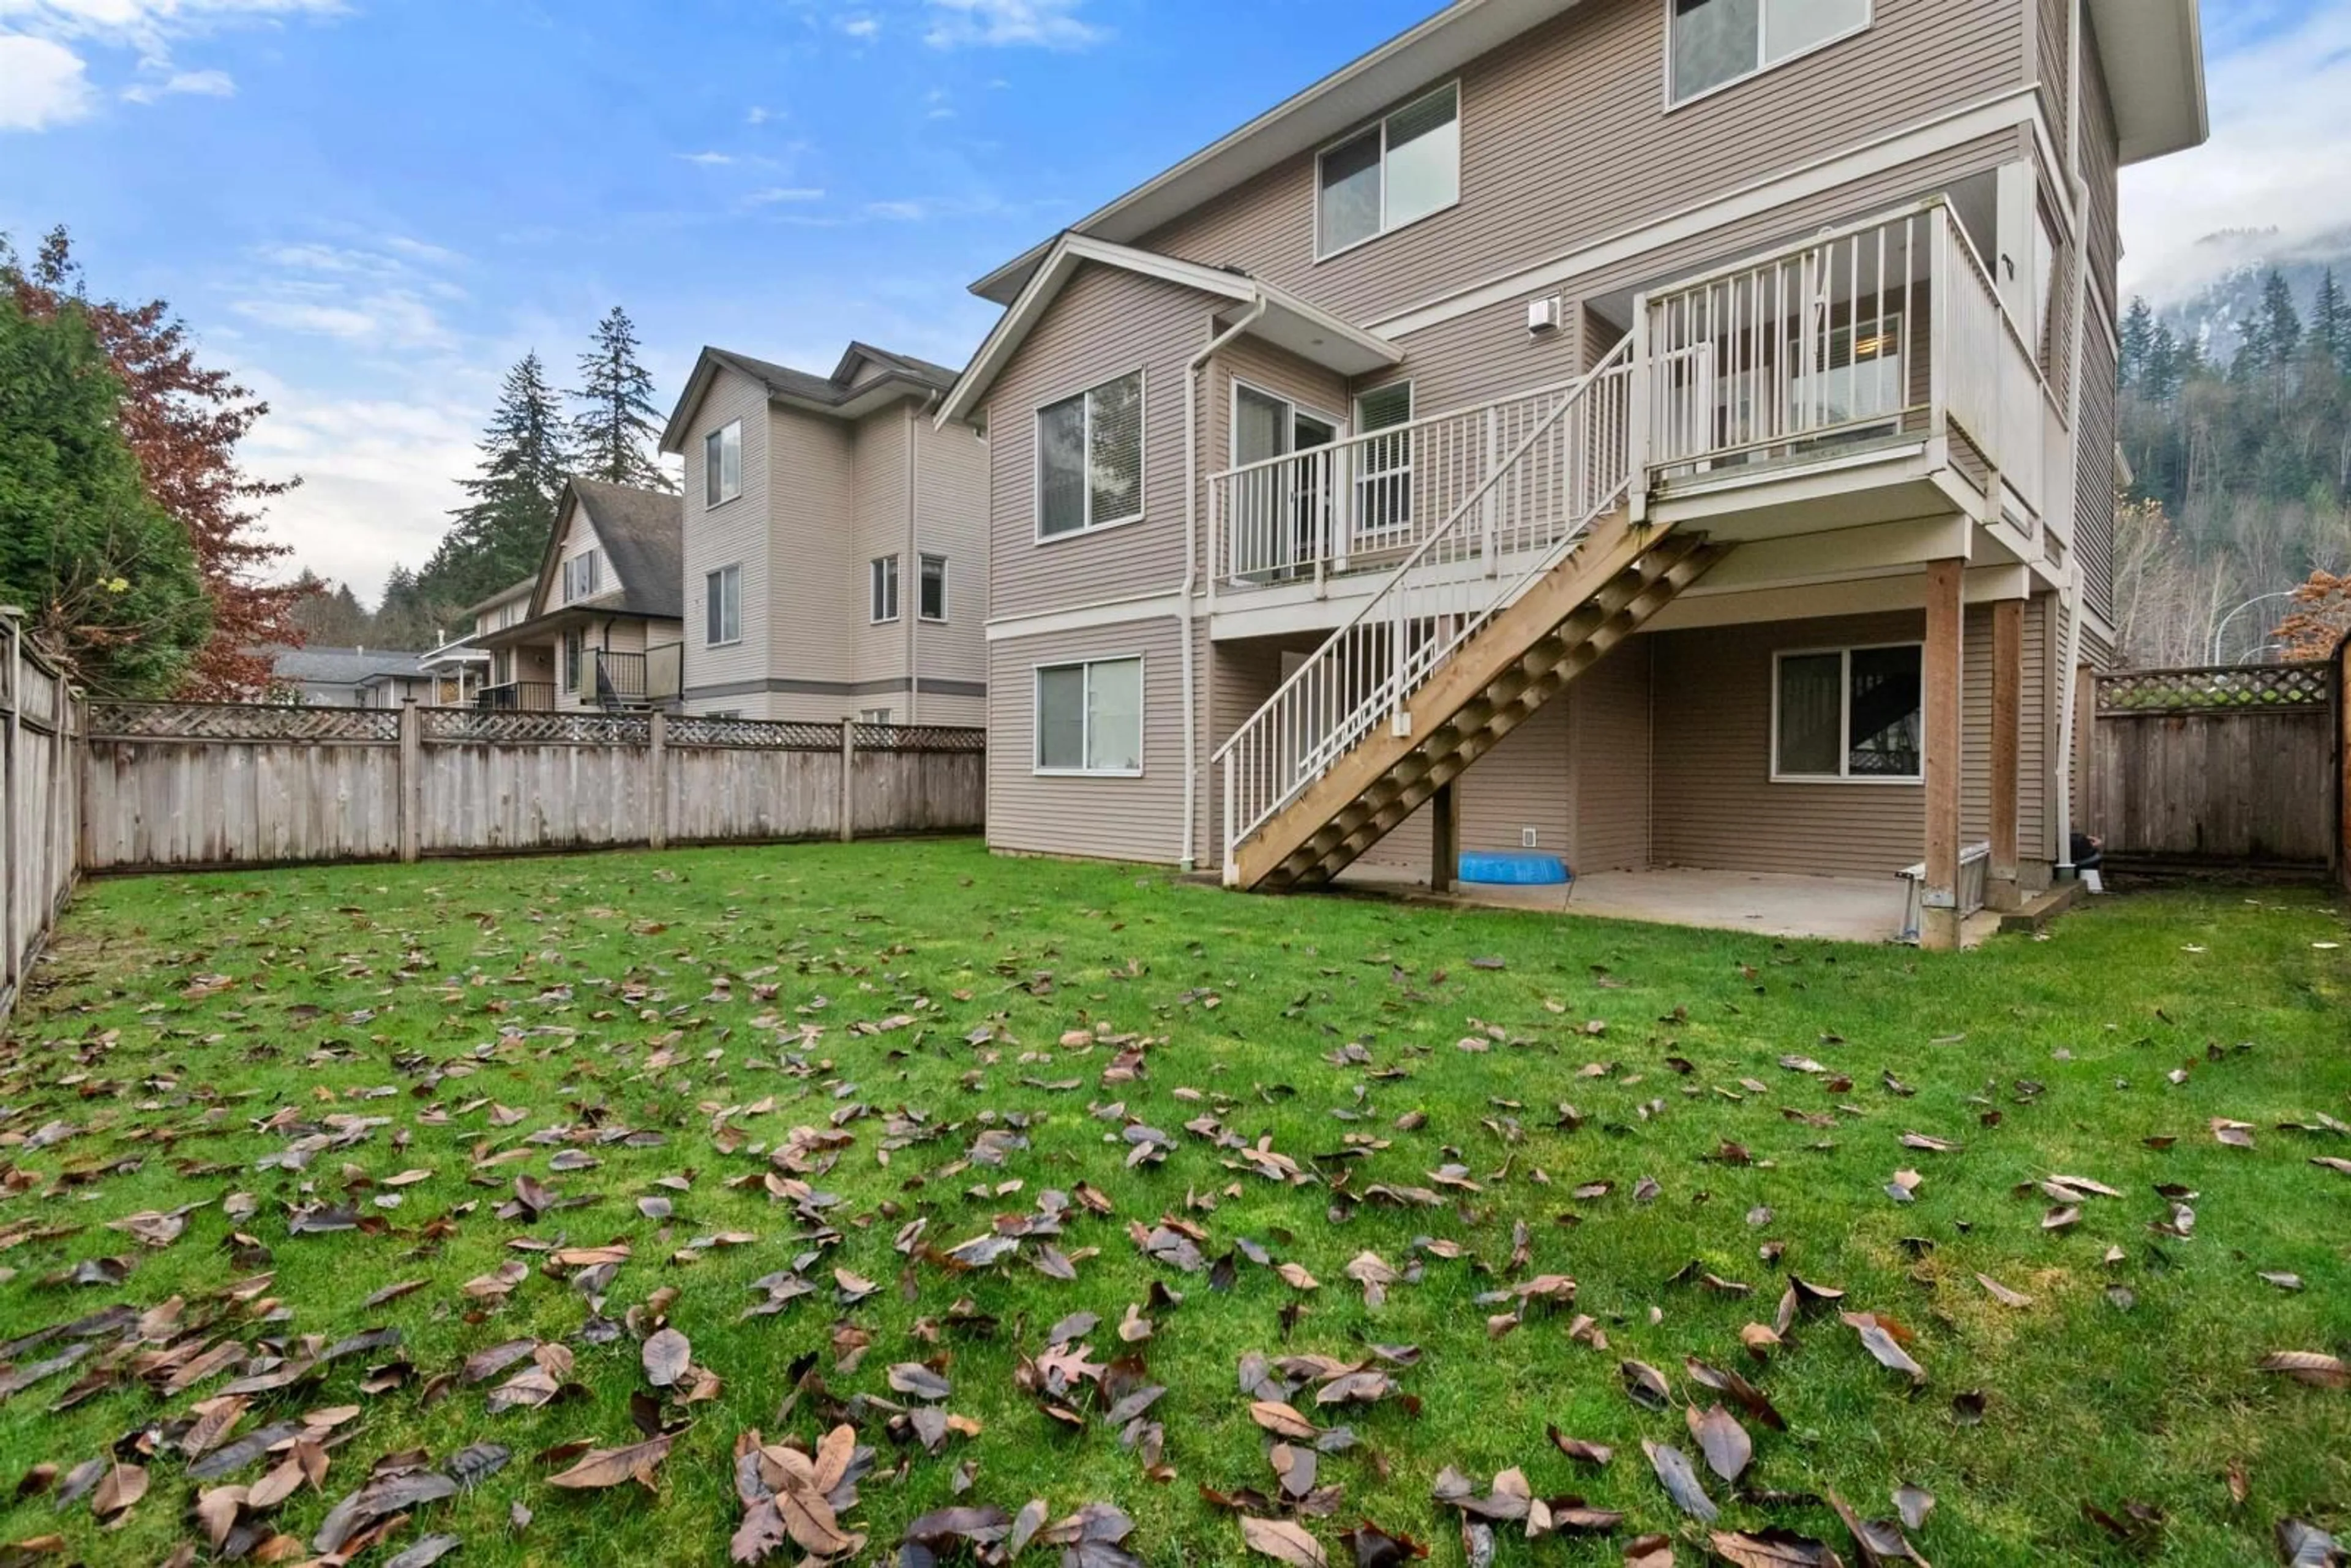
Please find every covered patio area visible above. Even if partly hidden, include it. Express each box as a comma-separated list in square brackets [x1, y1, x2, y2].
[1335, 863, 2003, 945]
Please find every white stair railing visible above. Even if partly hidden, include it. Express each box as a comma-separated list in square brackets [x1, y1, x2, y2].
[1215, 338, 1635, 879]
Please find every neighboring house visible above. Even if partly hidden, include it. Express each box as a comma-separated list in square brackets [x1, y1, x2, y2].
[939, 0, 2206, 947]
[658, 342, 989, 724]
[264, 645, 432, 707]
[475, 479, 685, 711]
[415, 580, 530, 708]
[453, 579, 557, 710]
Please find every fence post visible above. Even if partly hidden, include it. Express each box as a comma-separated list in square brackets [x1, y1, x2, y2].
[839, 716, 857, 843]
[397, 700, 421, 864]
[648, 709, 669, 852]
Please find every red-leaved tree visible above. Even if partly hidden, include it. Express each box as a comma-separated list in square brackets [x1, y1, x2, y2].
[5, 227, 305, 696]
[2272, 569, 2351, 662]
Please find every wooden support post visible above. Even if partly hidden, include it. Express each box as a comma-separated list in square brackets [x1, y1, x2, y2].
[1430, 779, 1460, 895]
[1987, 598, 2023, 911]
[839, 717, 857, 843]
[1921, 558, 1965, 950]
[648, 709, 669, 852]
[397, 699, 422, 864]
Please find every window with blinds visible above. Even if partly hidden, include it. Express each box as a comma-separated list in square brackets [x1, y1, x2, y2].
[1671, 0, 1870, 105]
[1037, 372, 1144, 538]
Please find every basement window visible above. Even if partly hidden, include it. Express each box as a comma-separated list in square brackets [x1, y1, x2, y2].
[1772, 642, 1922, 781]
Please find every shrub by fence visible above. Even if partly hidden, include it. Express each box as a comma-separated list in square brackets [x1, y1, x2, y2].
[80, 704, 985, 873]
[1, 621, 80, 1021]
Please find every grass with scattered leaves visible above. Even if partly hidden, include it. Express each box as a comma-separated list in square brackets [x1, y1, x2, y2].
[1, 838, 2347, 1568]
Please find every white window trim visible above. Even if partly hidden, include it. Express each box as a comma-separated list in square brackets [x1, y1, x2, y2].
[1032, 655, 1146, 779]
[919, 553, 950, 624]
[870, 554, 901, 625]
[1349, 380, 1417, 542]
[1768, 640, 1925, 785]
[1663, 0, 1875, 114]
[1033, 369, 1148, 544]
[705, 563, 743, 648]
[1313, 80, 1463, 264]
[705, 420, 744, 508]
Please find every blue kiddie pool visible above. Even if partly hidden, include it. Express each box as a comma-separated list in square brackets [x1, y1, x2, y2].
[1458, 852, 1570, 886]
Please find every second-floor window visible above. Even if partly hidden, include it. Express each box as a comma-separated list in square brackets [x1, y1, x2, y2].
[706, 420, 743, 506]
[561, 550, 601, 604]
[1670, 0, 1870, 106]
[1037, 372, 1143, 539]
[870, 555, 900, 623]
[1354, 382, 1415, 536]
[1316, 83, 1460, 258]
[920, 554, 948, 622]
[705, 564, 741, 646]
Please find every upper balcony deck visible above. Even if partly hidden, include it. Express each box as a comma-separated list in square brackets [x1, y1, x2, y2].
[1206, 198, 2070, 635]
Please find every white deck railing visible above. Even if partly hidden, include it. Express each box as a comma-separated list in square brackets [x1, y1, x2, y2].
[1210, 380, 1583, 589]
[1215, 339, 1633, 874]
[1638, 199, 2060, 528]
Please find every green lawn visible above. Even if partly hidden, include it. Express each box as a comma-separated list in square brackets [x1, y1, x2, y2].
[1, 839, 2346, 1568]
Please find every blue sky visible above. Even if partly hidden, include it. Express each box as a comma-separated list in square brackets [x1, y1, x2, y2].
[0, 0, 2344, 601]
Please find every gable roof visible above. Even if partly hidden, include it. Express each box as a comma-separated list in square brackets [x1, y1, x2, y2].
[658, 342, 962, 453]
[967, 0, 2209, 306]
[460, 576, 538, 620]
[528, 479, 684, 620]
[936, 234, 1403, 427]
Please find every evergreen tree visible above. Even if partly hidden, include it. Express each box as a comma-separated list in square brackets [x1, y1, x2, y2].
[370, 564, 443, 652]
[570, 306, 672, 492]
[421, 351, 571, 609]
[2235, 269, 2303, 377]
[2120, 296, 2156, 391]
[287, 569, 375, 647]
[2313, 268, 2350, 372]
[0, 294, 211, 695]
[2143, 321, 2183, 402]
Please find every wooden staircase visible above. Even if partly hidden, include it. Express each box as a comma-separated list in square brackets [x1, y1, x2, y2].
[1229, 511, 1725, 891]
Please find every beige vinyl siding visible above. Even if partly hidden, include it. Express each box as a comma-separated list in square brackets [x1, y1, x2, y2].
[852, 408, 911, 684]
[2079, 11, 2121, 313]
[681, 366, 773, 715]
[2076, 312, 2118, 623]
[1957, 601, 2049, 857]
[767, 405, 856, 694]
[1139, 0, 2022, 329]
[984, 263, 1228, 621]
[1363, 132, 2019, 420]
[990, 618, 1186, 865]
[1570, 637, 1653, 872]
[2034, 0, 2072, 162]
[1651, 610, 1929, 877]
[912, 415, 992, 722]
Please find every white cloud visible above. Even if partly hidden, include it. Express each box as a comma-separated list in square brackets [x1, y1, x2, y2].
[0, 32, 94, 129]
[744, 186, 826, 205]
[744, 105, 775, 125]
[677, 150, 735, 167]
[864, 199, 928, 220]
[836, 12, 877, 39]
[2119, 4, 2351, 301]
[122, 66, 233, 102]
[923, 0, 1103, 51]
[231, 288, 454, 351]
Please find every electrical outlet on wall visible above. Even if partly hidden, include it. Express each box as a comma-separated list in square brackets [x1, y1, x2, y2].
[1522, 828, 1540, 849]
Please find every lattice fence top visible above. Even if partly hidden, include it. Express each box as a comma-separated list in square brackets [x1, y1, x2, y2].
[422, 709, 652, 746]
[2097, 663, 2336, 715]
[853, 723, 987, 754]
[667, 716, 841, 752]
[88, 702, 401, 743]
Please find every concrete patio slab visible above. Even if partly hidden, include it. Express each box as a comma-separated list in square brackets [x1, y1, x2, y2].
[1337, 864, 1933, 945]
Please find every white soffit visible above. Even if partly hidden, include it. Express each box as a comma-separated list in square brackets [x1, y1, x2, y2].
[2087, 0, 2208, 165]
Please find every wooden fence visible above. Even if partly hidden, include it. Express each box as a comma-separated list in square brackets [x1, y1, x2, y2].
[80, 705, 985, 873]
[1, 619, 81, 1021]
[2088, 662, 2341, 872]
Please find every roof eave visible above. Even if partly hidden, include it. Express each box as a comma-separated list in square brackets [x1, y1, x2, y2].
[2093, 0, 2209, 167]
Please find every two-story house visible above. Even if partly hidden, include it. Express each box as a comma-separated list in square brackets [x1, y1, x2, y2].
[941, 0, 2206, 947]
[658, 342, 989, 724]
[449, 580, 555, 710]
[475, 478, 685, 710]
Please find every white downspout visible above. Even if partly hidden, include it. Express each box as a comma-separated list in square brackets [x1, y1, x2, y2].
[1180, 296, 1269, 872]
[905, 399, 921, 724]
[2053, 0, 2090, 876]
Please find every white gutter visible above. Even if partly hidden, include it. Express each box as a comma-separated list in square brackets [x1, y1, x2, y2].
[906, 399, 920, 724]
[2054, 0, 2090, 876]
[1181, 299, 1269, 872]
